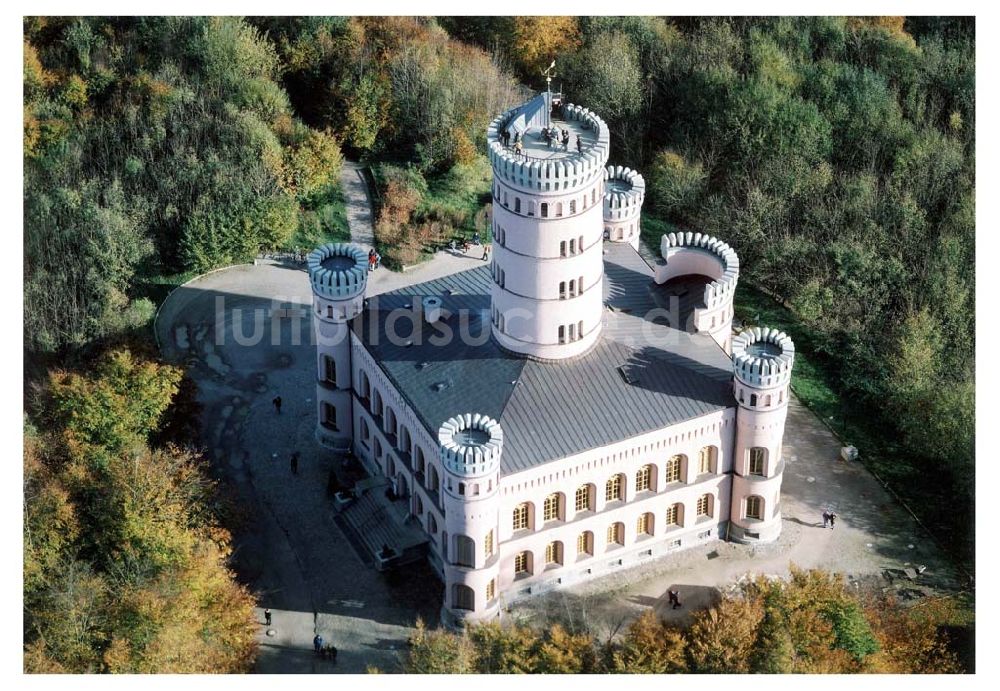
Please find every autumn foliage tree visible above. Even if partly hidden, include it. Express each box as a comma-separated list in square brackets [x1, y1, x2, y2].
[24, 349, 257, 673]
[404, 567, 963, 674]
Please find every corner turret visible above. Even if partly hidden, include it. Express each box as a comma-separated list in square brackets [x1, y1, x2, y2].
[438, 413, 504, 627]
[308, 242, 369, 450]
[729, 327, 795, 543]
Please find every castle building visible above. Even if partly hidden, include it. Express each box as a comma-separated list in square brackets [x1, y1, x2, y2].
[307, 93, 794, 627]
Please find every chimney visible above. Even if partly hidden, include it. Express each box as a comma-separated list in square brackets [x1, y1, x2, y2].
[422, 296, 443, 324]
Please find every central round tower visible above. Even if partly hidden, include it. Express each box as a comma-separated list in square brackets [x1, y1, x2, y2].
[487, 96, 611, 360]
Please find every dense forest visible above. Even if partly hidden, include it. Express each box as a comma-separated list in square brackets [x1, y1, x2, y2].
[401, 568, 966, 673]
[23, 16, 974, 672]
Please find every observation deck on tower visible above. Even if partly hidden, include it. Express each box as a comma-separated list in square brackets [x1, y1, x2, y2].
[487, 94, 611, 190]
[506, 115, 598, 161]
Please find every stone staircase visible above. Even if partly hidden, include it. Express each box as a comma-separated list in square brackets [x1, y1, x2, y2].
[335, 480, 428, 571]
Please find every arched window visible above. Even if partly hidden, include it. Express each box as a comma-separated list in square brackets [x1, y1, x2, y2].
[577, 320, 583, 338]
[698, 446, 717, 475]
[569, 238, 576, 254]
[514, 197, 521, 213]
[605, 474, 624, 502]
[560, 240, 567, 257]
[750, 394, 758, 406]
[428, 465, 439, 493]
[514, 550, 532, 577]
[765, 394, 772, 406]
[635, 464, 655, 493]
[569, 199, 577, 214]
[606, 522, 624, 546]
[544, 541, 563, 566]
[414, 494, 423, 516]
[453, 584, 474, 611]
[513, 502, 532, 531]
[749, 448, 766, 476]
[484, 530, 495, 559]
[665, 502, 684, 527]
[427, 513, 437, 534]
[696, 493, 713, 518]
[543, 493, 562, 522]
[455, 535, 475, 567]
[558, 325, 566, 344]
[637, 512, 654, 537]
[578, 236, 584, 252]
[321, 402, 337, 430]
[576, 531, 593, 557]
[485, 578, 496, 603]
[574, 484, 593, 512]
[665, 455, 684, 483]
[746, 495, 764, 520]
[559, 281, 567, 299]
[416, 447, 426, 476]
[541, 202, 549, 217]
[556, 202, 563, 217]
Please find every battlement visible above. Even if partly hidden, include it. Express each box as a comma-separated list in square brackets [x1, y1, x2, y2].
[732, 327, 795, 389]
[439, 413, 503, 478]
[307, 243, 368, 300]
[603, 165, 645, 221]
[660, 231, 740, 310]
[487, 100, 610, 193]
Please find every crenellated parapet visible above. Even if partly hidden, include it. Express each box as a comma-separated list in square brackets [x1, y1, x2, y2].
[732, 327, 795, 389]
[486, 102, 610, 193]
[603, 165, 645, 221]
[439, 413, 503, 478]
[307, 243, 368, 301]
[660, 231, 739, 310]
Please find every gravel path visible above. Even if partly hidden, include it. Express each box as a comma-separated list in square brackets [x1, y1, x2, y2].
[340, 161, 375, 249]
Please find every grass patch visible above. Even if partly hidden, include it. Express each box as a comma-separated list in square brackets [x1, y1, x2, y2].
[134, 270, 200, 309]
[290, 182, 351, 251]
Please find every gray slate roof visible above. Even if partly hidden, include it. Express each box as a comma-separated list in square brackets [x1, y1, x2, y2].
[354, 242, 735, 475]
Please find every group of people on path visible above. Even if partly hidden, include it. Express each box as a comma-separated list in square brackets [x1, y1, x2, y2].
[449, 233, 490, 260]
[260, 612, 338, 663]
[367, 248, 381, 272]
[822, 510, 838, 529]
